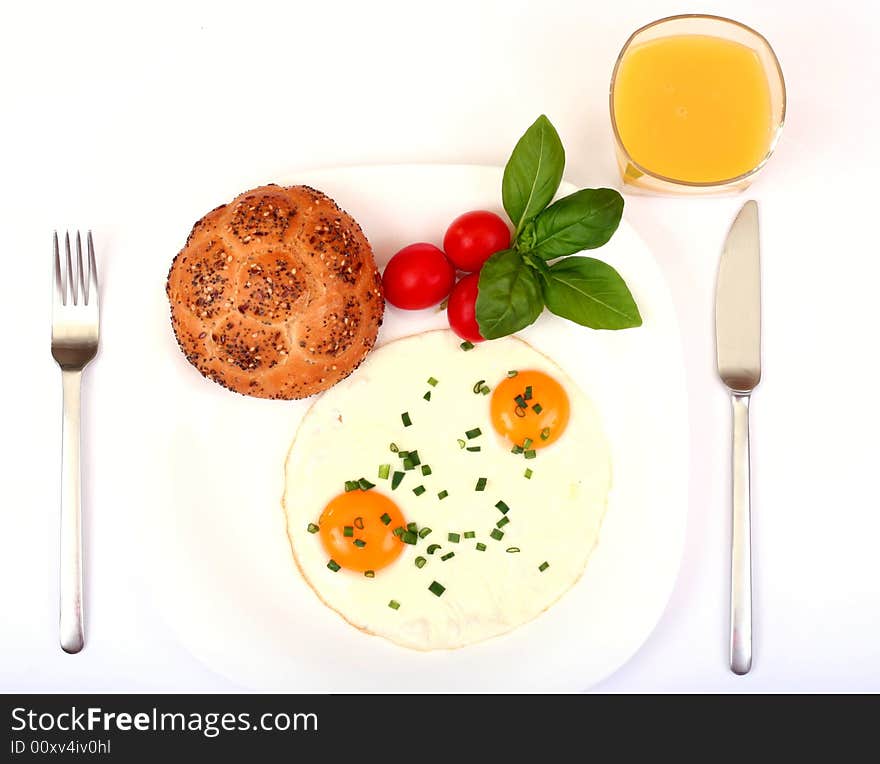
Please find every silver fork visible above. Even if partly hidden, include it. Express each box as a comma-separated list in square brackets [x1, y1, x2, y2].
[51, 231, 100, 654]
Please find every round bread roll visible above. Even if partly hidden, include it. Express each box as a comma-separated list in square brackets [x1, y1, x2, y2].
[166, 184, 384, 399]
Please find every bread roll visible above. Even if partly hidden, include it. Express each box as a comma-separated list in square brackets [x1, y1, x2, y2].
[166, 184, 384, 399]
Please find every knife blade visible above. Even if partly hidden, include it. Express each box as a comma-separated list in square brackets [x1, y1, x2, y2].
[714, 199, 762, 676]
[716, 200, 761, 392]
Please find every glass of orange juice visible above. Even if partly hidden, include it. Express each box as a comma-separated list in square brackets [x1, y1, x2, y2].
[610, 14, 786, 194]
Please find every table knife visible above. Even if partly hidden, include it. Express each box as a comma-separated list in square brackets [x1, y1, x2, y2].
[715, 200, 761, 675]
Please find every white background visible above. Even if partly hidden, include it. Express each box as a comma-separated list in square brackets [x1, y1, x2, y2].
[2, 0, 878, 692]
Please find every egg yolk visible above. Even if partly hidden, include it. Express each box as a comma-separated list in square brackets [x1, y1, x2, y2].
[490, 369, 570, 449]
[317, 490, 406, 573]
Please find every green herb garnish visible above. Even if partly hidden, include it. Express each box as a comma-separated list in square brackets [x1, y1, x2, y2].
[441, 552, 455, 561]
[460, 341, 475, 351]
[353, 539, 367, 548]
[391, 471, 405, 490]
[343, 525, 354, 537]
[388, 600, 400, 610]
[475, 477, 487, 491]
[448, 533, 460, 543]
[495, 500, 510, 514]
[401, 412, 412, 427]
[358, 477, 375, 491]
[428, 377, 439, 387]
[380, 513, 392, 525]
[412, 485, 426, 496]
[464, 531, 476, 539]
[427, 544, 441, 555]
[415, 556, 427, 569]
[490, 528, 505, 541]
[307, 523, 319, 534]
[327, 559, 341, 572]
[476, 542, 487, 551]
[365, 569, 375, 578]
[437, 490, 449, 500]
[378, 464, 391, 480]
[421, 464, 432, 476]
[465, 427, 482, 440]
[419, 527, 433, 539]
[539, 561, 550, 572]
[524, 468, 533, 479]
[429, 581, 446, 596]
[496, 516, 510, 529]
[475, 115, 640, 339]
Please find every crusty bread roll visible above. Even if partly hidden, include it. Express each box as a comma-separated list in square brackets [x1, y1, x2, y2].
[166, 184, 384, 399]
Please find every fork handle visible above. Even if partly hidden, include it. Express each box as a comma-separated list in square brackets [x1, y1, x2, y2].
[729, 393, 752, 674]
[60, 369, 85, 653]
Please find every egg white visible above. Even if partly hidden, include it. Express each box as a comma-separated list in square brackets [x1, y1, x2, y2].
[283, 329, 611, 650]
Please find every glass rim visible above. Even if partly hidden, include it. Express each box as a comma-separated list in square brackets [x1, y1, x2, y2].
[608, 13, 787, 189]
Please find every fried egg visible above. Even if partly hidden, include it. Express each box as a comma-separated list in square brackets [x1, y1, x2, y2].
[283, 330, 611, 650]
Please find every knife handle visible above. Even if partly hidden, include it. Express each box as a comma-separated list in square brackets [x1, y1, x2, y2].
[729, 393, 753, 675]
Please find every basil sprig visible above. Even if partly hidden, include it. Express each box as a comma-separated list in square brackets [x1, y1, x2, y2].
[476, 115, 641, 339]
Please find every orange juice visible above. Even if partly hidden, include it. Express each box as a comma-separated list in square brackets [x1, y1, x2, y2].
[612, 34, 774, 183]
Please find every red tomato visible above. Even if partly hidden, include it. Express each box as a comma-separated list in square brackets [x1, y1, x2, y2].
[443, 211, 511, 272]
[447, 272, 484, 342]
[382, 243, 456, 310]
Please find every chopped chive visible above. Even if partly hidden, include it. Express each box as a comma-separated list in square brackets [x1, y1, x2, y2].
[389, 442, 400, 453]
[403, 458, 415, 471]
[457, 438, 466, 449]
[475, 477, 488, 491]
[522, 437, 533, 449]
[344, 480, 359, 492]
[495, 500, 510, 514]
[358, 477, 375, 491]
[532, 403, 543, 414]
[490, 528, 505, 541]
[464, 531, 476, 539]
[427, 544, 442, 555]
[437, 490, 449, 500]
[480, 385, 491, 396]
[380, 512, 392, 525]
[415, 556, 427, 569]
[448, 532, 460, 543]
[441, 551, 455, 561]
[401, 412, 412, 427]
[476, 542, 487, 551]
[327, 559, 341, 572]
[407, 522, 418, 532]
[524, 468, 533, 479]
[539, 561, 550, 572]
[402, 530, 418, 545]
[378, 464, 391, 480]
[466, 446, 482, 452]
[421, 464, 432, 476]
[465, 427, 482, 439]
[388, 600, 400, 610]
[524, 385, 533, 401]
[343, 525, 354, 537]
[423, 391, 432, 401]
[398, 450, 410, 459]
[524, 449, 537, 460]
[540, 427, 551, 440]
[506, 546, 521, 553]
[429, 581, 446, 596]
[354, 516, 366, 529]
[413, 485, 426, 496]
[507, 370, 519, 377]
[514, 394, 526, 408]
[473, 379, 486, 394]
[427, 377, 439, 387]
[364, 569, 375, 578]
[460, 341, 475, 351]
[496, 516, 510, 529]
[353, 539, 367, 548]
[514, 406, 526, 418]
[418, 527, 433, 539]
[307, 523, 319, 534]
[408, 450, 421, 466]
[511, 444, 524, 454]
[391, 471, 405, 490]
[393, 526, 405, 537]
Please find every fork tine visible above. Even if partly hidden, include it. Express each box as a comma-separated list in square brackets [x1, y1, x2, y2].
[64, 231, 77, 306]
[75, 231, 87, 305]
[53, 231, 65, 307]
[87, 231, 98, 305]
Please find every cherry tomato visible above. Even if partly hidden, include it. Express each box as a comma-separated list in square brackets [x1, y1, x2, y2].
[443, 211, 511, 272]
[447, 272, 484, 343]
[382, 243, 456, 310]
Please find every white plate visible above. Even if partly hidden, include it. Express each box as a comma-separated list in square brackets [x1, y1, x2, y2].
[133, 165, 687, 691]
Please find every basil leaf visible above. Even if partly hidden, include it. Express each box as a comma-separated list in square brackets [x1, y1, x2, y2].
[476, 249, 545, 339]
[542, 257, 642, 329]
[530, 188, 624, 260]
[502, 115, 565, 235]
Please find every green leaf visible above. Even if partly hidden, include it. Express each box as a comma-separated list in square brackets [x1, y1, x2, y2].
[541, 257, 642, 329]
[502, 115, 565, 235]
[529, 188, 624, 260]
[475, 249, 545, 339]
